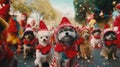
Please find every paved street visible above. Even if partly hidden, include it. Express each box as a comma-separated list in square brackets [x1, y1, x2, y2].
[15, 48, 120, 67]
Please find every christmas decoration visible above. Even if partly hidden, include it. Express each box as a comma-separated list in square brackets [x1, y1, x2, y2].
[73, 0, 95, 23]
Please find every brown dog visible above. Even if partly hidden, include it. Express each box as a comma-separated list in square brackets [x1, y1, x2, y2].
[79, 28, 92, 59]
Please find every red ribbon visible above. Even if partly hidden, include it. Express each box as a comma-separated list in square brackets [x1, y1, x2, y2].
[105, 40, 118, 46]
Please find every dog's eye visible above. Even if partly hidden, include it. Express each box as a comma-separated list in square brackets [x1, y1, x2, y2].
[40, 37, 42, 39]
[60, 30, 64, 33]
[70, 29, 74, 32]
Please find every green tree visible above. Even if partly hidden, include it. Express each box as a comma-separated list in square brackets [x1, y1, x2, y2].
[94, 0, 120, 22]
[73, 0, 94, 23]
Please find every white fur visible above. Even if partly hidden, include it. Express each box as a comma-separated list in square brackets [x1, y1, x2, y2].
[58, 31, 76, 40]
[34, 30, 52, 67]
[91, 35, 102, 47]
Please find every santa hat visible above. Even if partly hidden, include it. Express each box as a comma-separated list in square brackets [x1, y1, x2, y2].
[80, 27, 89, 32]
[39, 20, 48, 31]
[116, 3, 120, 10]
[25, 24, 33, 32]
[55, 17, 74, 33]
[0, 4, 10, 21]
[104, 23, 114, 34]
[0, 17, 8, 32]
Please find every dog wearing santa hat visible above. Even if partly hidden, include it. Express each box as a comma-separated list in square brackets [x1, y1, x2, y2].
[79, 27, 92, 59]
[90, 28, 103, 48]
[51, 17, 81, 67]
[100, 26, 118, 60]
[34, 20, 52, 67]
[22, 24, 37, 59]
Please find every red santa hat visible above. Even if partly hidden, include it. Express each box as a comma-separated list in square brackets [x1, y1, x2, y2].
[39, 20, 48, 31]
[104, 23, 115, 34]
[0, 4, 10, 21]
[25, 24, 33, 32]
[80, 27, 90, 32]
[55, 17, 75, 34]
[116, 3, 120, 10]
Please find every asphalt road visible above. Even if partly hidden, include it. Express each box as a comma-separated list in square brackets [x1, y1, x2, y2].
[15, 48, 120, 67]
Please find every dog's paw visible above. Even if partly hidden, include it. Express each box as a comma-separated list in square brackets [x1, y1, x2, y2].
[84, 57, 88, 59]
[105, 57, 108, 59]
[23, 55, 27, 59]
[113, 57, 117, 60]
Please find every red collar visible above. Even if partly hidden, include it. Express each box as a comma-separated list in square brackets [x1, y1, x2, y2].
[93, 35, 101, 39]
[36, 44, 51, 55]
[105, 40, 118, 46]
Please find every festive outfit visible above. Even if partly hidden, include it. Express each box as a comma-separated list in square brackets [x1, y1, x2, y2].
[113, 15, 120, 48]
[7, 18, 21, 46]
[34, 20, 52, 67]
[36, 44, 51, 55]
[0, 4, 10, 21]
[103, 28, 119, 48]
[51, 17, 82, 67]
[91, 28, 102, 48]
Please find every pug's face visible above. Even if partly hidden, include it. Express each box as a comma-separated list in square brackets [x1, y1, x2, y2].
[104, 31, 116, 41]
[23, 31, 35, 40]
[57, 26, 77, 45]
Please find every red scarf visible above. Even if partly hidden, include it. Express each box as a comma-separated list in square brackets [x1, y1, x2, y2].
[105, 40, 118, 46]
[93, 35, 101, 39]
[54, 38, 83, 59]
[23, 38, 37, 45]
[36, 44, 51, 55]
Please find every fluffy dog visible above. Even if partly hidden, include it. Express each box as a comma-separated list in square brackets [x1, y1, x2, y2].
[22, 24, 37, 59]
[34, 20, 52, 67]
[79, 28, 92, 59]
[100, 29, 118, 60]
[51, 17, 80, 67]
[91, 28, 102, 48]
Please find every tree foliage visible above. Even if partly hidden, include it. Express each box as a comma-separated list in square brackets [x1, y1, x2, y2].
[73, 0, 94, 23]
[11, 0, 57, 20]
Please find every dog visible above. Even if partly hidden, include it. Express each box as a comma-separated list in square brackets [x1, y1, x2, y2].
[79, 27, 92, 59]
[34, 20, 52, 67]
[91, 28, 103, 48]
[51, 17, 80, 67]
[22, 24, 37, 59]
[100, 29, 118, 60]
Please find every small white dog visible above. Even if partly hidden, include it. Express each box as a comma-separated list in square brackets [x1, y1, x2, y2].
[34, 20, 52, 67]
[91, 28, 103, 48]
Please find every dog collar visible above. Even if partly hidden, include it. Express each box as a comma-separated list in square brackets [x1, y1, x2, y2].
[36, 44, 51, 55]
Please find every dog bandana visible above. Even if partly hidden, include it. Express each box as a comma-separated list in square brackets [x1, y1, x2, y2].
[36, 44, 51, 55]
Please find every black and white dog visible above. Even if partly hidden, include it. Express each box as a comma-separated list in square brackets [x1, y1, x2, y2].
[51, 17, 79, 67]
[100, 29, 118, 60]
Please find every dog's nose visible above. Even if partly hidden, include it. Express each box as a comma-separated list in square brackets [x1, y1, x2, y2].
[43, 39, 46, 42]
[65, 32, 69, 35]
